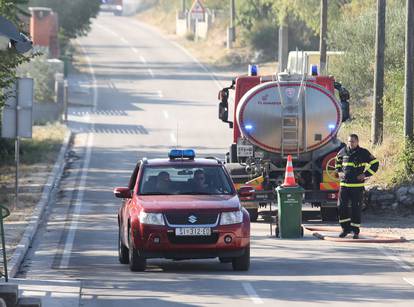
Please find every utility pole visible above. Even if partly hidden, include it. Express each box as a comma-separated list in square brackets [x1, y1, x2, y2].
[181, 0, 186, 13]
[372, 0, 386, 145]
[227, 0, 236, 48]
[319, 0, 328, 74]
[278, 15, 288, 73]
[230, 0, 236, 42]
[404, 0, 414, 142]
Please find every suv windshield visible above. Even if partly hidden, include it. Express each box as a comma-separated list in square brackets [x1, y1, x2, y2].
[138, 165, 234, 195]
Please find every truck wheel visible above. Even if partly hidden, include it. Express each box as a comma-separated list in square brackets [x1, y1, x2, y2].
[321, 207, 338, 222]
[232, 245, 250, 271]
[118, 227, 129, 264]
[128, 229, 146, 271]
[247, 209, 259, 222]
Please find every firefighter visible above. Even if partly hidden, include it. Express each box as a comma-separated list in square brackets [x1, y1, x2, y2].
[335, 134, 379, 239]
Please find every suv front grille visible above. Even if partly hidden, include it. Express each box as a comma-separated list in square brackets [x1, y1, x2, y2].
[165, 213, 218, 226]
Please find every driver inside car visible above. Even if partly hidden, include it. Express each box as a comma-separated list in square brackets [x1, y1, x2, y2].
[155, 171, 173, 193]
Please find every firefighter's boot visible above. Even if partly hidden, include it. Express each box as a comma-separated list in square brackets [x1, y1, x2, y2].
[352, 227, 360, 239]
[339, 221, 351, 238]
[339, 229, 351, 238]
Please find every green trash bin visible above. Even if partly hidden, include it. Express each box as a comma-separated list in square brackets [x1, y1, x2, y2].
[276, 185, 304, 238]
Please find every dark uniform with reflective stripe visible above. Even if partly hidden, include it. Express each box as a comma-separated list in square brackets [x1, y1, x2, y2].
[335, 146, 379, 233]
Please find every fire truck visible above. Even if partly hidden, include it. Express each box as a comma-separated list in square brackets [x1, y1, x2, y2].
[218, 62, 350, 222]
[100, 0, 123, 16]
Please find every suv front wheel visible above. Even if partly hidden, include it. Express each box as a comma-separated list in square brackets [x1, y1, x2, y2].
[232, 245, 250, 271]
[128, 229, 146, 271]
[118, 226, 129, 264]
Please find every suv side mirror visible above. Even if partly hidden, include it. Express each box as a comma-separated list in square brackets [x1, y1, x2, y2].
[238, 185, 255, 199]
[114, 187, 132, 199]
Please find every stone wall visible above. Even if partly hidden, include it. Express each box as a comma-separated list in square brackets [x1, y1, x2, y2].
[367, 186, 414, 211]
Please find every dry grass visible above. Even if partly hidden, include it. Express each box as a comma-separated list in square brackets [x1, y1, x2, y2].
[338, 103, 403, 188]
[136, 5, 277, 70]
[0, 122, 67, 214]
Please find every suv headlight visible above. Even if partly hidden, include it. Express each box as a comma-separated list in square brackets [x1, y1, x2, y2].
[220, 210, 243, 225]
[139, 211, 165, 225]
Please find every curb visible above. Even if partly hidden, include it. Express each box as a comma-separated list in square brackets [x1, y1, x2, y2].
[8, 130, 72, 277]
[305, 226, 407, 243]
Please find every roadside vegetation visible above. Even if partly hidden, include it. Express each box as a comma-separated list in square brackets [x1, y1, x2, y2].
[138, 0, 410, 188]
[0, 1, 98, 210]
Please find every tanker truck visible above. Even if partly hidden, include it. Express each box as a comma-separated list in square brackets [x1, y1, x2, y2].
[218, 66, 350, 222]
[100, 0, 123, 15]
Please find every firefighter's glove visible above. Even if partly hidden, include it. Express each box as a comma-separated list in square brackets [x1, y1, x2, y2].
[337, 172, 345, 180]
[357, 174, 366, 182]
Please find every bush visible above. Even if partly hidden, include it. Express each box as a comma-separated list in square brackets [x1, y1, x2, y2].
[329, 2, 405, 102]
[244, 20, 277, 61]
[392, 139, 414, 185]
[17, 50, 56, 103]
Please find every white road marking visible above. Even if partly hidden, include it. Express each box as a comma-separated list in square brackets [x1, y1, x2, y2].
[121, 37, 128, 44]
[242, 282, 263, 305]
[163, 110, 169, 119]
[403, 278, 414, 287]
[378, 247, 411, 271]
[170, 132, 176, 143]
[157, 90, 163, 98]
[148, 68, 154, 78]
[60, 42, 98, 269]
[95, 23, 118, 38]
[78, 45, 98, 111]
[132, 47, 139, 54]
[59, 133, 94, 269]
[140, 55, 147, 64]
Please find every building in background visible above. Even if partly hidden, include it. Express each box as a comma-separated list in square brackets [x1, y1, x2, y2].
[29, 7, 59, 58]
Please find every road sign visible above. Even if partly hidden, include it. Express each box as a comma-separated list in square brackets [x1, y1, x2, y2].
[190, 0, 205, 20]
[1, 78, 33, 139]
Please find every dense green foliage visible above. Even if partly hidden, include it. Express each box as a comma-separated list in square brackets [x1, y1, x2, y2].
[0, 0, 32, 157]
[329, 1, 405, 101]
[28, 0, 101, 50]
[0, 0, 31, 109]
[17, 50, 55, 103]
[236, 0, 320, 60]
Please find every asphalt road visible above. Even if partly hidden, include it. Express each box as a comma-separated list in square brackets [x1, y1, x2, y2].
[15, 14, 414, 306]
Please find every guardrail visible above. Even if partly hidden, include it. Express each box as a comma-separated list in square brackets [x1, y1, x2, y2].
[0, 204, 10, 282]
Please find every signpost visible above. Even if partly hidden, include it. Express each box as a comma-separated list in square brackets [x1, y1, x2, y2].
[1, 78, 34, 211]
[190, 0, 205, 21]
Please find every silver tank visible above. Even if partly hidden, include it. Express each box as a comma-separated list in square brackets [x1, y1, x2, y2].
[236, 75, 342, 155]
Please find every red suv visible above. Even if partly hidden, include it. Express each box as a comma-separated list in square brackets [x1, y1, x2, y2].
[114, 150, 251, 272]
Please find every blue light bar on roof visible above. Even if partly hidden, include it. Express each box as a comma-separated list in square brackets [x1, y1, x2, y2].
[248, 64, 258, 76]
[169, 149, 196, 160]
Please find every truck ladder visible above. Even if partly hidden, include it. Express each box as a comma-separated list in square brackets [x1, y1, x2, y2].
[276, 74, 301, 159]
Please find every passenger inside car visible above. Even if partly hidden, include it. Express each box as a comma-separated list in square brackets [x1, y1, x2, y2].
[190, 169, 209, 192]
[155, 171, 172, 193]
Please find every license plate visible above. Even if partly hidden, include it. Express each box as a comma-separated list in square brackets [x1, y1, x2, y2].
[175, 227, 211, 236]
[237, 145, 254, 157]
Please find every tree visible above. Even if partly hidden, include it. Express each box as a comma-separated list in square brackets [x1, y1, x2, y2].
[0, 0, 31, 109]
[28, 0, 101, 49]
[0, 0, 32, 157]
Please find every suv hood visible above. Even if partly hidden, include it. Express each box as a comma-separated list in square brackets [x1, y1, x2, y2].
[137, 195, 240, 212]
